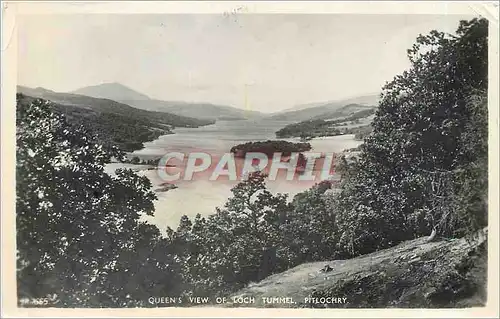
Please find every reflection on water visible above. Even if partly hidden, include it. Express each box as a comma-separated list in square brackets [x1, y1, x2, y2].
[106, 119, 362, 232]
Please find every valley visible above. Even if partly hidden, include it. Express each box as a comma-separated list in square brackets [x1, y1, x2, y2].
[16, 83, 375, 230]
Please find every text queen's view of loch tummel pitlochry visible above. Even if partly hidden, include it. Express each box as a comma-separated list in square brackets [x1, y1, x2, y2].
[14, 12, 490, 309]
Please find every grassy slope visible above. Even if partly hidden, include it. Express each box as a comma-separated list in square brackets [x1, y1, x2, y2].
[223, 228, 487, 308]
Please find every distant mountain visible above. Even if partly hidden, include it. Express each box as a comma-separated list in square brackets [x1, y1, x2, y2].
[72, 82, 151, 101]
[121, 99, 264, 121]
[71, 82, 264, 121]
[268, 94, 380, 122]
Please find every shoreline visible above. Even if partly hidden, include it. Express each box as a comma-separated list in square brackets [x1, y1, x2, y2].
[104, 126, 363, 231]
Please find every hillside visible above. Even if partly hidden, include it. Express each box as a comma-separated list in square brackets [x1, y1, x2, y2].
[71, 82, 264, 121]
[312, 103, 375, 121]
[17, 85, 213, 128]
[223, 228, 487, 308]
[16, 94, 169, 152]
[268, 94, 380, 122]
[275, 104, 376, 139]
[16, 86, 213, 152]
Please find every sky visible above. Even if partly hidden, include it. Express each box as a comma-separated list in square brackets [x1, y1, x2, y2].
[17, 13, 476, 113]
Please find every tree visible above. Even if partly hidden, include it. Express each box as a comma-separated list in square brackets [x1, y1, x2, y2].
[281, 181, 338, 264]
[333, 18, 488, 256]
[168, 173, 291, 296]
[16, 95, 182, 307]
[130, 156, 141, 164]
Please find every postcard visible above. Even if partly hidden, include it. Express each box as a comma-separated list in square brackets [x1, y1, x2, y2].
[1, 1, 498, 318]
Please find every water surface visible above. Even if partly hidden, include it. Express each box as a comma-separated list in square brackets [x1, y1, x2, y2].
[106, 119, 362, 232]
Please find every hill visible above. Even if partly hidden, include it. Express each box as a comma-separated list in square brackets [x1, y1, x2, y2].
[268, 93, 380, 122]
[72, 82, 151, 101]
[223, 228, 487, 308]
[16, 86, 213, 152]
[71, 82, 264, 121]
[17, 85, 212, 128]
[312, 103, 375, 121]
[275, 104, 377, 139]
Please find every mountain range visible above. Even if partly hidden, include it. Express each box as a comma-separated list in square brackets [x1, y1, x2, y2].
[71, 82, 263, 121]
[71, 82, 380, 122]
[72, 82, 151, 101]
[19, 82, 381, 124]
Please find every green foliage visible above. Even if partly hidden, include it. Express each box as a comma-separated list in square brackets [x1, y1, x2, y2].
[16, 96, 183, 307]
[164, 177, 343, 297]
[17, 91, 216, 153]
[281, 181, 339, 263]
[353, 125, 373, 140]
[166, 173, 292, 296]
[17, 88, 214, 128]
[333, 18, 488, 256]
[160, 19, 489, 297]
